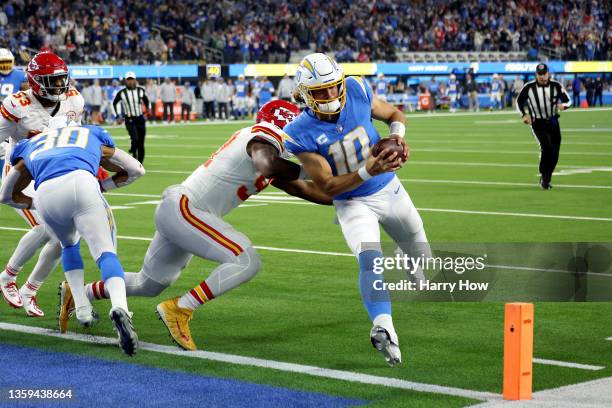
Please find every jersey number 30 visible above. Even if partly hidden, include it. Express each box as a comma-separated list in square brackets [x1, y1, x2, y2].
[29, 127, 90, 160]
[327, 126, 370, 175]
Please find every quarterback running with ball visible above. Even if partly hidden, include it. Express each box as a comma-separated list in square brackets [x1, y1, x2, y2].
[284, 53, 430, 366]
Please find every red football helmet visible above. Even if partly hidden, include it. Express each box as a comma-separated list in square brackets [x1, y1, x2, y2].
[26, 51, 70, 102]
[256, 100, 300, 129]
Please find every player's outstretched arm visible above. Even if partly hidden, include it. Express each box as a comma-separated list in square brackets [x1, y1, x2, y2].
[272, 179, 333, 205]
[99, 146, 145, 191]
[0, 160, 33, 209]
[296, 150, 401, 198]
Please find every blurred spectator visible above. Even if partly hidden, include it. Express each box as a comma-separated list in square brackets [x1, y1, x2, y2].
[145, 79, 159, 120]
[466, 73, 479, 112]
[160, 77, 176, 123]
[233, 74, 248, 119]
[277, 74, 293, 101]
[179, 81, 196, 122]
[585, 78, 595, 106]
[512, 75, 524, 108]
[89, 79, 104, 124]
[1, 0, 609, 65]
[201, 77, 216, 120]
[215, 78, 231, 120]
[257, 76, 274, 108]
[572, 75, 582, 106]
[427, 77, 438, 113]
[594, 75, 603, 106]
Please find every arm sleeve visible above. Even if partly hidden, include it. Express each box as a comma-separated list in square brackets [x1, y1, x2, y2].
[557, 82, 571, 107]
[103, 148, 145, 190]
[112, 90, 122, 115]
[140, 87, 150, 107]
[0, 166, 30, 209]
[515, 84, 530, 116]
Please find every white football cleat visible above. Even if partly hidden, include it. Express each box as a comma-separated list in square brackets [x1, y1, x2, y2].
[75, 305, 99, 328]
[20, 291, 44, 317]
[1, 280, 23, 308]
[370, 325, 402, 367]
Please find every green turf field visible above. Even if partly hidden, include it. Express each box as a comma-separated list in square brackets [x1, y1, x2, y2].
[1, 109, 611, 407]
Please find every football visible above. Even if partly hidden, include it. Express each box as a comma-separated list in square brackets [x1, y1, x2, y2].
[371, 137, 406, 161]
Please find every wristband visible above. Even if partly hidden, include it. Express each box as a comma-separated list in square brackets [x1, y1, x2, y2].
[100, 177, 118, 192]
[358, 166, 373, 181]
[389, 121, 405, 138]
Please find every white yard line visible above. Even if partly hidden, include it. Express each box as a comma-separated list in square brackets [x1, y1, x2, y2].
[415, 148, 612, 156]
[0, 321, 501, 402]
[418, 208, 612, 222]
[532, 358, 604, 371]
[399, 179, 612, 190]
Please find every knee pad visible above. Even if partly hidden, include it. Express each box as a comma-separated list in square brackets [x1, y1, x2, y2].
[236, 247, 261, 282]
[62, 241, 84, 271]
[97, 252, 125, 281]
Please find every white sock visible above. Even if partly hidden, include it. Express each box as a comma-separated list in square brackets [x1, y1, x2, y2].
[0, 265, 20, 282]
[64, 269, 91, 310]
[20, 278, 43, 297]
[105, 277, 129, 312]
[177, 293, 200, 310]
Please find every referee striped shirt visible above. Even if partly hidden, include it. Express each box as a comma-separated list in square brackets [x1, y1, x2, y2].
[516, 79, 571, 121]
[113, 86, 150, 118]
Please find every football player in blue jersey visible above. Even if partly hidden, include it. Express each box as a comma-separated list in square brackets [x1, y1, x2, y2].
[0, 120, 145, 356]
[374, 73, 388, 101]
[284, 53, 430, 366]
[447, 73, 459, 113]
[0, 49, 27, 102]
[233, 74, 248, 119]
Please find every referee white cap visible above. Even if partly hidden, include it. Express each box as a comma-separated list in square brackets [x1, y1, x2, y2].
[125, 71, 136, 79]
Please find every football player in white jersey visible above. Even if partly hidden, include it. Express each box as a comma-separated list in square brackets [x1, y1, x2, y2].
[0, 51, 84, 317]
[59, 100, 334, 350]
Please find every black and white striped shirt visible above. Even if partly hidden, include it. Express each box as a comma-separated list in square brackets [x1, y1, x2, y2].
[113, 86, 150, 118]
[516, 80, 571, 121]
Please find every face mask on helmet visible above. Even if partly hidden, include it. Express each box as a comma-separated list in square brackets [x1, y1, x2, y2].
[0, 58, 14, 75]
[299, 77, 346, 115]
[33, 72, 70, 101]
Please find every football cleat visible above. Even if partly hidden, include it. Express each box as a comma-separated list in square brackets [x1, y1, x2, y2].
[370, 325, 402, 367]
[21, 293, 44, 317]
[1, 280, 23, 308]
[76, 306, 99, 328]
[156, 297, 197, 351]
[57, 281, 75, 333]
[109, 307, 138, 356]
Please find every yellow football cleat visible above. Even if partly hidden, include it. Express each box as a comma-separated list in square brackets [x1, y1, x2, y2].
[156, 297, 197, 351]
[57, 281, 75, 334]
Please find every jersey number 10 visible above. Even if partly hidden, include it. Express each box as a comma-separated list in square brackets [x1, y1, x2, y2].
[327, 126, 370, 175]
[29, 127, 90, 160]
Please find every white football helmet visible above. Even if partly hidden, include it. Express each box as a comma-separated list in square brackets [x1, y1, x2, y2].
[295, 53, 345, 115]
[0, 48, 15, 75]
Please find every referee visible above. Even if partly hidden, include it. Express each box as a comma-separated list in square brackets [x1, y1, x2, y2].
[113, 71, 150, 163]
[516, 63, 571, 190]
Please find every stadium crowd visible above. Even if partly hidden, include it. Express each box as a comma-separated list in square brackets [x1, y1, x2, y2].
[0, 0, 610, 64]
